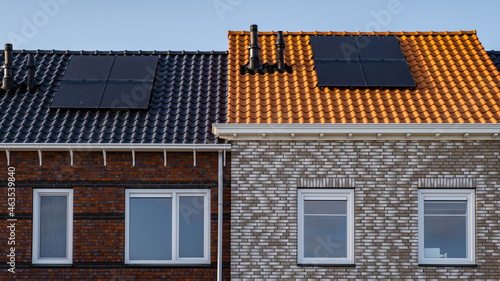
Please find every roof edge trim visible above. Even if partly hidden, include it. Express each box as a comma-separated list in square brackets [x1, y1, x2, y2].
[213, 123, 500, 141]
[13, 50, 228, 55]
[0, 143, 231, 152]
[227, 30, 476, 36]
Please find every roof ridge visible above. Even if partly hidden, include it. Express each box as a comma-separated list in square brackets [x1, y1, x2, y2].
[228, 30, 477, 36]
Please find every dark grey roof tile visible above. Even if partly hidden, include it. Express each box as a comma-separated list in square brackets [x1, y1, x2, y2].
[0, 51, 227, 144]
[488, 51, 500, 70]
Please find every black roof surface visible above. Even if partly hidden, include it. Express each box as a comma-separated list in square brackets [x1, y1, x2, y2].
[488, 51, 500, 70]
[0, 50, 227, 144]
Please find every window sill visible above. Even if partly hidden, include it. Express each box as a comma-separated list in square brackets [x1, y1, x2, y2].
[418, 263, 477, 267]
[31, 263, 72, 267]
[297, 263, 356, 267]
[124, 262, 213, 268]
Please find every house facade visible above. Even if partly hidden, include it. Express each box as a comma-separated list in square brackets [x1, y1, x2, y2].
[0, 48, 231, 279]
[214, 27, 500, 279]
[1, 26, 500, 280]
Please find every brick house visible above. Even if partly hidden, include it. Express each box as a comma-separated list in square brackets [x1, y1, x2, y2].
[213, 26, 500, 279]
[0, 47, 231, 279]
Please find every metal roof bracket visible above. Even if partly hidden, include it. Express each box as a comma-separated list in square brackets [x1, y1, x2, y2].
[38, 149, 42, 166]
[163, 146, 167, 167]
[69, 148, 74, 166]
[132, 147, 136, 167]
[193, 144, 197, 166]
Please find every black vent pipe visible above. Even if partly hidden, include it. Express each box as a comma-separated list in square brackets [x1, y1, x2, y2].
[276, 31, 285, 72]
[2, 43, 14, 91]
[247, 24, 261, 72]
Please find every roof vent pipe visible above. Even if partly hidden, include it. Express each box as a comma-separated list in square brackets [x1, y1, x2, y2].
[276, 31, 285, 72]
[247, 24, 261, 73]
[2, 43, 14, 91]
[27, 54, 35, 92]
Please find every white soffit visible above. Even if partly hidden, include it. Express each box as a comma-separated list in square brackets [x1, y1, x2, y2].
[212, 123, 500, 141]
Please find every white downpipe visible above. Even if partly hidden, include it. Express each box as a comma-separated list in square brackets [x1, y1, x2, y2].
[217, 151, 223, 281]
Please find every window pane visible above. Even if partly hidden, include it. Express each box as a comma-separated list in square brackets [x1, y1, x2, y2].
[40, 196, 67, 258]
[304, 216, 347, 258]
[424, 215, 467, 258]
[129, 198, 172, 260]
[179, 196, 205, 258]
[304, 200, 347, 215]
[424, 201, 467, 215]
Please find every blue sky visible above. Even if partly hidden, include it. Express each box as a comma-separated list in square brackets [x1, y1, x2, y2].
[1, 0, 500, 51]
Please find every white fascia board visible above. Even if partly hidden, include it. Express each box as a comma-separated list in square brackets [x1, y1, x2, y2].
[213, 123, 500, 141]
[0, 143, 231, 152]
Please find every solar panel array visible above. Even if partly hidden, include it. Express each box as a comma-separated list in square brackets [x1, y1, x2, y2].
[310, 36, 416, 88]
[51, 55, 159, 109]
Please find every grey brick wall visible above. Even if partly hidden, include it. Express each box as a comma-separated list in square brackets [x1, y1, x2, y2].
[230, 140, 500, 280]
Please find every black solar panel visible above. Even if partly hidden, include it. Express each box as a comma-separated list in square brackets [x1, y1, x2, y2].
[99, 81, 152, 109]
[355, 36, 405, 60]
[50, 80, 106, 108]
[51, 55, 158, 109]
[310, 36, 358, 60]
[63, 56, 114, 80]
[310, 35, 415, 88]
[315, 60, 366, 87]
[108, 56, 159, 80]
[362, 61, 416, 87]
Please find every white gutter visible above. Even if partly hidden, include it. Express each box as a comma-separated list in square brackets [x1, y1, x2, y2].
[217, 151, 223, 281]
[213, 123, 500, 141]
[0, 143, 231, 151]
[1, 143, 231, 167]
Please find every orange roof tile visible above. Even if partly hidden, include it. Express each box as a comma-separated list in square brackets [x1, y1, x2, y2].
[227, 30, 500, 123]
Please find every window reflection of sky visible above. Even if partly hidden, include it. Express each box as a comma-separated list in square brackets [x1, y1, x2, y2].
[40, 196, 67, 258]
[424, 201, 467, 215]
[424, 200, 467, 258]
[130, 198, 172, 260]
[179, 196, 205, 258]
[304, 200, 347, 258]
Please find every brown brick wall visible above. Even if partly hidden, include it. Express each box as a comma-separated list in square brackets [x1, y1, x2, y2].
[230, 140, 500, 280]
[2, 151, 219, 182]
[73, 220, 124, 263]
[0, 151, 231, 280]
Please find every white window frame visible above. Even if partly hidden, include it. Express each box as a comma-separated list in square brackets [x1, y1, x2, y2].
[418, 189, 475, 265]
[125, 189, 211, 265]
[32, 189, 73, 265]
[297, 189, 354, 265]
